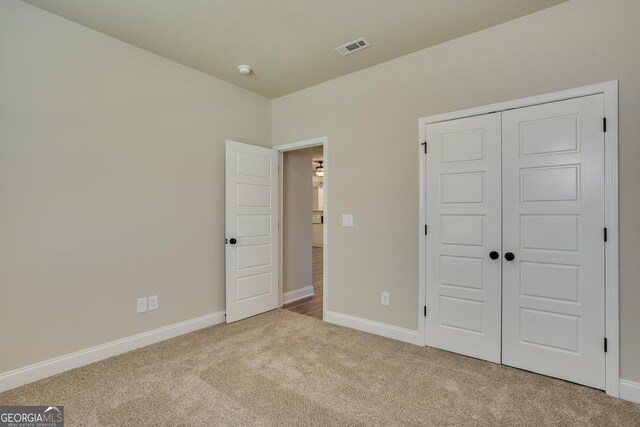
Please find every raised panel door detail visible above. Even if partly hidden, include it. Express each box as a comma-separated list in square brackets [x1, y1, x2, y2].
[440, 296, 483, 333]
[237, 215, 271, 238]
[441, 130, 484, 163]
[520, 308, 579, 353]
[237, 272, 271, 301]
[521, 165, 579, 202]
[237, 244, 271, 270]
[520, 115, 578, 156]
[520, 215, 579, 251]
[441, 215, 484, 246]
[427, 94, 605, 390]
[520, 262, 579, 302]
[502, 94, 605, 389]
[226, 140, 278, 323]
[441, 172, 484, 204]
[237, 184, 271, 208]
[440, 256, 483, 290]
[426, 112, 502, 364]
[237, 152, 271, 178]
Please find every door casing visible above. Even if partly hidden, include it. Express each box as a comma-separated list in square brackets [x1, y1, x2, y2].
[418, 81, 619, 397]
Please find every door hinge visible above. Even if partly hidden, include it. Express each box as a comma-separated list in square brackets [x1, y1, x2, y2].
[424, 224, 428, 235]
[424, 306, 427, 317]
[604, 227, 608, 242]
[421, 141, 427, 154]
[604, 337, 608, 353]
[603, 117, 607, 133]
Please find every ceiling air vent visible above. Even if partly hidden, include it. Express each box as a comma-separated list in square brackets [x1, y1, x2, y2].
[335, 37, 371, 56]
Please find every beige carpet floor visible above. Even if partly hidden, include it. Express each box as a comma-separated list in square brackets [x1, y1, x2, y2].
[1, 309, 639, 426]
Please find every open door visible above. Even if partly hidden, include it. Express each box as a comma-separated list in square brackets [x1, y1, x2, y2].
[225, 140, 278, 323]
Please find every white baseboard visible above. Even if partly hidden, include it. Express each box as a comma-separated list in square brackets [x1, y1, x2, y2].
[620, 379, 640, 404]
[283, 285, 314, 304]
[0, 311, 225, 393]
[324, 310, 421, 346]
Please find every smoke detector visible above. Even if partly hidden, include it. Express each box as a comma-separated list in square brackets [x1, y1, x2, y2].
[335, 37, 371, 56]
[237, 65, 252, 75]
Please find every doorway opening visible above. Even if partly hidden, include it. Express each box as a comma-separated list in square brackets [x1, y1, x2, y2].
[280, 146, 324, 319]
[274, 137, 328, 321]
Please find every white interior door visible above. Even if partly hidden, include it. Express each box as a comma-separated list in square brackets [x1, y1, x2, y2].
[225, 140, 278, 323]
[501, 95, 606, 389]
[425, 113, 502, 363]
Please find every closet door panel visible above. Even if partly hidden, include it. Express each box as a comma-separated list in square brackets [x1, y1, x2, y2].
[501, 94, 605, 389]
[425, 113, 502, 363]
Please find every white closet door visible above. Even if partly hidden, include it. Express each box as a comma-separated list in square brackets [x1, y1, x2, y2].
[501, 95, 605, 389]
[425, 113, 502, 363]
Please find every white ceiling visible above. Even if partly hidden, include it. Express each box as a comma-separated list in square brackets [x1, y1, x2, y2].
[22, 0, 565, 98]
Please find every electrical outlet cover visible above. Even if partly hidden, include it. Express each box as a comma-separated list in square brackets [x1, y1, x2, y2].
[148, 295, 159, 311]
[137, 297, 148, 314]
[381, 292, 390, 306]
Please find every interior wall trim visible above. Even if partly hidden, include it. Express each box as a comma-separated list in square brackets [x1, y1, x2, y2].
[283, 285, 315, 304]
[0, 311, 226, 393]
[325, 310, 421, 346]
[620, 379, 640, 404]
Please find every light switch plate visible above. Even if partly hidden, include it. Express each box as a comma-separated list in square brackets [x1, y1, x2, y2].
[148, 295, 159, 311]
[342, 214, 354, 227]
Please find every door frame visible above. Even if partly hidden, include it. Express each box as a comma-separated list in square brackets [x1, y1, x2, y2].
[418, 81, 619, 397]
[273, 137, 329, 320]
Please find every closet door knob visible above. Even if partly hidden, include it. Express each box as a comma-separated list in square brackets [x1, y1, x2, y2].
[489, 251, 500, 260]
[229, 238, 237, 245]
[504, 252, 515, 261]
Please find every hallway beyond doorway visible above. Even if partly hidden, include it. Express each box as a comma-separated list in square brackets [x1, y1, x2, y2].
[283, 246, 323, 319]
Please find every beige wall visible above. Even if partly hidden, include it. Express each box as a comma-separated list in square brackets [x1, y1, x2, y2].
[272, 0, 640, 382]
[283, 149, 313, 293]
[0, 0, 271, 374]
[3, 0, 640, 386]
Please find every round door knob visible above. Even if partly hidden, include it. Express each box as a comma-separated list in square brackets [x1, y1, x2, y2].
[489, 251, 500, 260]
[504, 252, 515, 261]
[229, 238, 237, 245]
